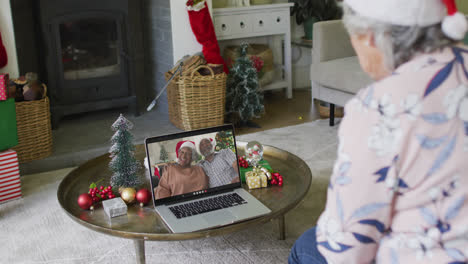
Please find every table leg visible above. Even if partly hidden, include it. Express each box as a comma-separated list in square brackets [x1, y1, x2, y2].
[278, 214, 285, 240]
[134, 239, 146, 264]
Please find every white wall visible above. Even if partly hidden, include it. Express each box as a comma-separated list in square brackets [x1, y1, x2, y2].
[170, 0, 213, 63]
[0, 0, 19, 77]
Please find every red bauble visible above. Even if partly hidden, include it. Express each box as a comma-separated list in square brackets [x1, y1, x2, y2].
[77, 193, 93, 210]
[136, 188, 151, 205]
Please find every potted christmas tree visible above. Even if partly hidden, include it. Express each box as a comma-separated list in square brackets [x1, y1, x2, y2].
[289, 0, 342, 40]
[226, 43, 264, 127]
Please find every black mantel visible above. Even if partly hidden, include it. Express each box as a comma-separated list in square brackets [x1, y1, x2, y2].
[11, 0, 148, 128]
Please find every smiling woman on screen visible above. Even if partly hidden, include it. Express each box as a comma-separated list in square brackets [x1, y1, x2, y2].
[154, 141, 208, 199]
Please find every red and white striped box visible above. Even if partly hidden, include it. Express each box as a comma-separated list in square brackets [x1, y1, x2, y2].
[0, 149, 22, 204]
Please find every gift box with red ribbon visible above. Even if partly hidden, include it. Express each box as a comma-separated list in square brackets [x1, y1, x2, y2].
[0, 149, 22, 204]
[0, 74, 8, 101]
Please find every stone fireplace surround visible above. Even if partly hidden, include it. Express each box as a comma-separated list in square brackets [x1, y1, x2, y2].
[10, 0, 174, 127]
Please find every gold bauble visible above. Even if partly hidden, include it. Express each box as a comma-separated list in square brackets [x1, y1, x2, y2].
[120, 187, 136, 204]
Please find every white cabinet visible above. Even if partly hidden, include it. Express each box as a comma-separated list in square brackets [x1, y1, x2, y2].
[213, 3, 294, 98]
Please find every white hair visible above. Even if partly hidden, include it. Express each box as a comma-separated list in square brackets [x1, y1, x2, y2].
[198, 138, 216, 156]
[342, 3, 455, 70]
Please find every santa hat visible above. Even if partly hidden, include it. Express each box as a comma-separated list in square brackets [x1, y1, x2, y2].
[345, 0, 468, 40]
[175, 140, 196, 158]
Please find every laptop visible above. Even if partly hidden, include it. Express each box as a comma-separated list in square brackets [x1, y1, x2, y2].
[144, 124, 271, 233]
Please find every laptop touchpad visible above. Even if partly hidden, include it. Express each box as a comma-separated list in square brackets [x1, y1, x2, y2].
[203, 211, 237, 225]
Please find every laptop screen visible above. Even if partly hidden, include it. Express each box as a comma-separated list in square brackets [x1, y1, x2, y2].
[145, 125, 241, 205]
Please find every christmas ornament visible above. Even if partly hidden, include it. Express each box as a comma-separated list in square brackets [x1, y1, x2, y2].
[109, 114, 142, 189]
[238, 155, 249, 168]
[270, 172, 284, 186]
[136, 188, 151, 205]
[77, 193, 93, 210]
[260, 167, 272, 180]
[245, 141, 264, 167]
[121, 187, 137, 204]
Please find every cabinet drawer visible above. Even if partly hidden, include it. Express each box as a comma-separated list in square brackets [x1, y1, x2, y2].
[269, 11, 289, 32]
[252, 13, 272, 33]
[214, 15, 252, 37]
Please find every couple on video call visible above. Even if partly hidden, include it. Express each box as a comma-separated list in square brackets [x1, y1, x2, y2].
[154, 138, 240, 199]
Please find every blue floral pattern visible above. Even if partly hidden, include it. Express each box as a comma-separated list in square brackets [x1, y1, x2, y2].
[316, 46, 468, 263]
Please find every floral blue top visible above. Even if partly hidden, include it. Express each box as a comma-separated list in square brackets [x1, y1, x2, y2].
[316, 45, 468, 264]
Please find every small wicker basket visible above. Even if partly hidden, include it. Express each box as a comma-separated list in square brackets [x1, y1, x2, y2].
[13, 84, 53, 163]
[167, 65, 227, 131]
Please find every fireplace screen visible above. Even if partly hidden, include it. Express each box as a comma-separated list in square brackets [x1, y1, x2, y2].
[60, 18, 120, 80]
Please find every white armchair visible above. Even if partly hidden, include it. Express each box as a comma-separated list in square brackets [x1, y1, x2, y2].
[310, 20, 373, 125]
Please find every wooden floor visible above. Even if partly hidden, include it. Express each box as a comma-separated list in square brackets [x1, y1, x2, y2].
[236, 88, 320, 135]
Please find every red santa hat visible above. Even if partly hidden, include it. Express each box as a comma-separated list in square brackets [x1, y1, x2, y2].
[175, 140, 196, 158]
[344, 0, 468, 40]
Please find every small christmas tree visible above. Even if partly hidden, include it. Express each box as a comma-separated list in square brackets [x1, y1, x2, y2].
[226, 43, 264, 124]
[159, 145, 169, 162]
[109, 114, 141, 188]
[215, 131, 235, 153]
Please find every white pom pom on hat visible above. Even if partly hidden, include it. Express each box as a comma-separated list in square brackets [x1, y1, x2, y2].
[442, 0, 468, 40]
[344, 0, 467, 40]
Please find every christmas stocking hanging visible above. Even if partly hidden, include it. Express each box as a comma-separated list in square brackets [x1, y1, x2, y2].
[0, 32, 7, 68]
[187, 0, 228, 73]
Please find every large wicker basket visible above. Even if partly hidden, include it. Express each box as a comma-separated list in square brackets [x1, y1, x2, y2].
[167, 65, 227, 131]
[13, 84, 53, 163]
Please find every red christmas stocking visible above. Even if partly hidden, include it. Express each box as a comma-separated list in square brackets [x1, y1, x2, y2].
[187, 1, 228, 73]
[0, 32, 7, 68]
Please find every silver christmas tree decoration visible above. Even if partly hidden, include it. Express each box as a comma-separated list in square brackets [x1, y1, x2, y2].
[109, 114, 142, 188]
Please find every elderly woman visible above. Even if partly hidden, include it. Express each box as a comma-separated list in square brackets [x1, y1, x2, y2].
[154, 141, 208, 199]
[290, 0, 468, 263]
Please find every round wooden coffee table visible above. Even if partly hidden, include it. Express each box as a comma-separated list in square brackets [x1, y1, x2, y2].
[57, 142, 312, 263]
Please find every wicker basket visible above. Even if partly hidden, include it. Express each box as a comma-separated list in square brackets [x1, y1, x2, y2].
[317, 101, 344, 119]
[13, 84, 53, 163]
[167, 65, 227, 131]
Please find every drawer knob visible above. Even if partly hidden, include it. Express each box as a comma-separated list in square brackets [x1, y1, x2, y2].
[222, 24, 227, 31]
[240, 21, 245, 28]
[259, 20, 263, 26]
[277, 17, 281, 23]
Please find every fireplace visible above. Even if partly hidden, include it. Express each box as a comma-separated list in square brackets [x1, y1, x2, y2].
[37, 0, 145, 128]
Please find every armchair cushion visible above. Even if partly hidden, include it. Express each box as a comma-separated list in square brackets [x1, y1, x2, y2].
[311, 56, 373, 94]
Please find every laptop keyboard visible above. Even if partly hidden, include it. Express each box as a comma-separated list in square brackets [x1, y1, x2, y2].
[169, 193, 247, 219]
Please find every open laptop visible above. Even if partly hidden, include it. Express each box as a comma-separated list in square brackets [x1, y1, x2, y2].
[144, 124, 271, 233]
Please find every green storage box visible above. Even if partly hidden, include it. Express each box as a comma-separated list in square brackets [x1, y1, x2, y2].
[0, 98, 18, 151]
[239, 159, 272, 183]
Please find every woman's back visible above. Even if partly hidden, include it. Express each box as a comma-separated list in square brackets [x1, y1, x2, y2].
[315, 45, 468, 263]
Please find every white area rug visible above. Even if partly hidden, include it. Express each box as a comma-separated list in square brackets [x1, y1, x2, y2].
[0, 119, 339, 264]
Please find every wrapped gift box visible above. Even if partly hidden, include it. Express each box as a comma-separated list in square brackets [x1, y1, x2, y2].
[239, 159, 272, 183]
[103, 197, 127, 218]
[245, 171, 268, 189]
[0, 74, 8, 101]
[0, 150, 22, 204]
[0, 98, 18, 151]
